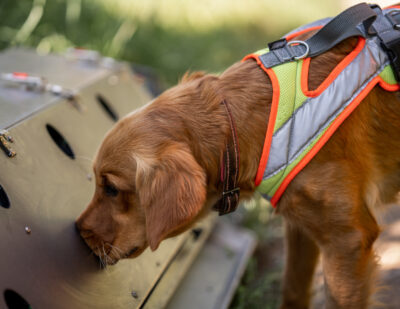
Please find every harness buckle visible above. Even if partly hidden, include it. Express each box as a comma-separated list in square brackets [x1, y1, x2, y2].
[386, 9, 400, 29]
[378, 9, 400, 82]
[222, 187, 240, 197]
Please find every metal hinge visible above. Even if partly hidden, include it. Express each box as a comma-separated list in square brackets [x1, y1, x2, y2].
[0, 130, 16, 158]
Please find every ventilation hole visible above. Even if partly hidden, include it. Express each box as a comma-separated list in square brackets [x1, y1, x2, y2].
[0, 184, 10, 209]
[96, 94, 118, 121]
[46, 124, 75, 159]
[4, 289, 31, 309]
[191, 228, 203, 240]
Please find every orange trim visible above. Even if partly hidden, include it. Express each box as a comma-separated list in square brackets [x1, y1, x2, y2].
[285, 25, 323, 41]
[244, 25, 325, 187]
[244, 54, 281, 186]
[384, 5, 400, 10]
[270, 74, 399, 206]
[301, 37, 366, 97]
[242, 53, 258, 62]
[378, 76, 400, 91]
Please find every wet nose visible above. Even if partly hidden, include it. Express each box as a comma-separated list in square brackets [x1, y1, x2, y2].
[75, 214, 85, 231]
[75, 218, 95, 239]
[75, 218, 83, 232]
[75, 215, 92, 233]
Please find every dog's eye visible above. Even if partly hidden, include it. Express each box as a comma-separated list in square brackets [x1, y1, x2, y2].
[104, 184, 119, 197]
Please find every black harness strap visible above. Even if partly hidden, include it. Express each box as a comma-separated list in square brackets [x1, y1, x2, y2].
[306, 3, 376, 57]
[212, 100, 240, 216]
[260, 3, 377, 68]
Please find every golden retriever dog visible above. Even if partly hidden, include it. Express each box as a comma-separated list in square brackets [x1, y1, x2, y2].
[76, 27, 400, 308]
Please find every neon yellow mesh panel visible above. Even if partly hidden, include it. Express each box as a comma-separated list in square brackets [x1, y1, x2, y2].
[294, 61, 308, 110]
[379, 65, 397, 85]
[272, 60, 307, 133]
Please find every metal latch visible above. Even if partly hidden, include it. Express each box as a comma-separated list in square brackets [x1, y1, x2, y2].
[0, 130, 16, 158]
[0, 72, 83, 111]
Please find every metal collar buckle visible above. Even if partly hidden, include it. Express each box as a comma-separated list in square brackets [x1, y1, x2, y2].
[222, 187, 240, 197]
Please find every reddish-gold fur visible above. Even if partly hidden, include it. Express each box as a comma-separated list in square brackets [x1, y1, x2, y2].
[76, 31, 400, 307]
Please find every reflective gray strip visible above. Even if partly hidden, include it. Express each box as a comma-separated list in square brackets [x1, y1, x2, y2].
[264, 37, 389, 179]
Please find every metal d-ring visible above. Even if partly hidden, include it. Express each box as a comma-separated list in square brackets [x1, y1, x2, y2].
[288, 40, 310, 60]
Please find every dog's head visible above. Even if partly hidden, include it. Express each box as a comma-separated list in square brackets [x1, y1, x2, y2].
[76, 80, 214, 265]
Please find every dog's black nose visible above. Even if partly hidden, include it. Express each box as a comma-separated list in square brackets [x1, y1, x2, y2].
[75, 219, 82, 232]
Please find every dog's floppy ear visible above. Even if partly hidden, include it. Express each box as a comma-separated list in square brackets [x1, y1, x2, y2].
[138, 144, 206, 251]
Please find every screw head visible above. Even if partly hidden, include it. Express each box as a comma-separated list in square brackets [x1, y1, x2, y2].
[131, 291, 138, 299]
[25, 226, 31, 234]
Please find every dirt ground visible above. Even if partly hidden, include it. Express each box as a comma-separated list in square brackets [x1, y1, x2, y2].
[231, 203, 400, 308]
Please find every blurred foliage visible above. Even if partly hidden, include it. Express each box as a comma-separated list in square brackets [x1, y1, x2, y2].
[0, 0, 341, 85]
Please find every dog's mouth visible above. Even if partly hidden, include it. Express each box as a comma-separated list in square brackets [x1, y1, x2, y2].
[125, 246, 139, 257]
[102, 246, 140, 266]
[89, 242, 142, 267]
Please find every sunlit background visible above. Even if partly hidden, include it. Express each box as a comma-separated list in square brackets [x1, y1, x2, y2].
[0, 0, 392, 86]
[0, 1, 396, 308]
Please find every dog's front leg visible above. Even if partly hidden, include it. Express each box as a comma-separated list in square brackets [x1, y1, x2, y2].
[280, 221, 320, 309]
[320, 220, 379, 309]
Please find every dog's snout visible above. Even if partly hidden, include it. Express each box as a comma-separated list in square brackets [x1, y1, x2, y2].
[75, 216, 97, 248]
[75, 215, 87, 231]
[75, 215, 94, 236]
[75, 218, 83, 232]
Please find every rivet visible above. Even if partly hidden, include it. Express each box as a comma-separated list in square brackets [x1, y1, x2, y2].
[131, 291, 138, 299]
[25, 226, 31, 234]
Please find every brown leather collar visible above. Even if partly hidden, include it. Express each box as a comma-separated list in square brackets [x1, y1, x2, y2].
[212, 100, 240, 216]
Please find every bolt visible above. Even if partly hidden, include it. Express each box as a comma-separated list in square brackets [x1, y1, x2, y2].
[131, 291, 138, 299]
[25, 226, 31, 234]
